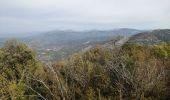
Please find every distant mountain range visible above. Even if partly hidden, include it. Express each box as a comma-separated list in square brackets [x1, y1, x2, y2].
[2, 28, 170, 62]
[28, 28, 141, 47]
[26, 28, 142, 62]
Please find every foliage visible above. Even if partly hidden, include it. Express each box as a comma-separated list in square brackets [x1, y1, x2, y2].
[45, 43, 169, 99]
[0, 39, 45, 99]
[0, 39, 169, 100]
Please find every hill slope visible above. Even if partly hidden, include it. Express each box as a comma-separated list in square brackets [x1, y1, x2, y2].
[128, 29, 170, 44]
[28, 28, 142, 62]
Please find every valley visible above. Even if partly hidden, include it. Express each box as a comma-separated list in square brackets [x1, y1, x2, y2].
[1, 29, 170, 62]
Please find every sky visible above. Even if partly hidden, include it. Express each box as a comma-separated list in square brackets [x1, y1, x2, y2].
[0, 0, 170, 35]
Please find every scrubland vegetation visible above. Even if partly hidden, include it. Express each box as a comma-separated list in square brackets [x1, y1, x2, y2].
[0, 39, 169, 100]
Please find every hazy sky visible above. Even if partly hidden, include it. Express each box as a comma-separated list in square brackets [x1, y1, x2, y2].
[0, 0, 170, 34]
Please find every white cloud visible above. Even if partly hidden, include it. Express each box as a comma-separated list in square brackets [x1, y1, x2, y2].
[0, 0, 170, 33]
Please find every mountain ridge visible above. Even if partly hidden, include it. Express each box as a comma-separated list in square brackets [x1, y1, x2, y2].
[128, 29, 170, 44]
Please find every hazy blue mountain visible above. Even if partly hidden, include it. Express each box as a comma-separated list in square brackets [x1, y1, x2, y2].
[26, 28, 142, 62]
[0, 38, 6, 47]
[29, 28, 141, 47]
[0, 28, 143, 62]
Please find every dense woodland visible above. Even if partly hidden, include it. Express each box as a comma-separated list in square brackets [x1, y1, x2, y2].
[0, 39, 169, 100]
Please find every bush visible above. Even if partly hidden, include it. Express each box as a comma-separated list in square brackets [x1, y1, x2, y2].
[0, 40, 169, 100]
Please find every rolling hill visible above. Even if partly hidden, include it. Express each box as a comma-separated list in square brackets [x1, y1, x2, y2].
[128, 29, 170, 44]
[27, 28, 142, 62]
[0, 28, 146, 62]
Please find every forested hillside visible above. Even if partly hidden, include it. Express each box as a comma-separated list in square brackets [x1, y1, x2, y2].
[0, 28, 142, 63]
[1, 0, 170, 99]
[27, 28, 142, 62]
[128, 29, 170, 44]
[0, 39, 169, 100]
